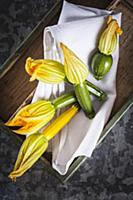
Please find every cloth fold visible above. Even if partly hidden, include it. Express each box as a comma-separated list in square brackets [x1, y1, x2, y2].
[32, 0, 122, 175]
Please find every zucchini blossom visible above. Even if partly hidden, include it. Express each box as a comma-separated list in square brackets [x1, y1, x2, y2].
[98, 15, 123, 55]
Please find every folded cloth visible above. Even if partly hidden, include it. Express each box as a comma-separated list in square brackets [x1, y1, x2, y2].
[32, 0, 122, 175]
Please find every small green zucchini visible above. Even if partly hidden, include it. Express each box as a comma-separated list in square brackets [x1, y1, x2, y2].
[91, 52, 113, 80]
[74, 82, 95, 119]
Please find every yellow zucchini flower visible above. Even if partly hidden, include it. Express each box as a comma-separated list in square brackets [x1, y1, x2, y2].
[9, 133, 48, 182]
[60, 43, 89, 84]
[9, 104, 79, 181]
[5, 100, 55, 135]
[25, 57, 65, 83]
[98, 15, 123, 55]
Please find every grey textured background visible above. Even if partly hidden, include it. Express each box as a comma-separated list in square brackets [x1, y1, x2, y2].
[0, 0, 133, 199]
[0, 0, 55, 68]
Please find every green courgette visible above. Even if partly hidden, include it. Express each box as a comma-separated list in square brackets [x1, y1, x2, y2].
[91, 52, 113, 80]
[74, 82, 95, 119]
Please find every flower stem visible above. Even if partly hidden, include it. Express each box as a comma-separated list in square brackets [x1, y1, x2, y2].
[85, 80, 107, 101]
[52, 93, 77, 110]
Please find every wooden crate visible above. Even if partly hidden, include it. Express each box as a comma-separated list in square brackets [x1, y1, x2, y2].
[0, 0, 133, 182]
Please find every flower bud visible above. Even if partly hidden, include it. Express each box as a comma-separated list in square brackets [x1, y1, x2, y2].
[9, 134, 48, 181]
[60, 43, 88, 84]
[98, 15, 123, 55]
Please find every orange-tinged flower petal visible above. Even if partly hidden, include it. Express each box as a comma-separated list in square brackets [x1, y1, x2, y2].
[25, 57, 65, 84]
[5, 100, 55, 135]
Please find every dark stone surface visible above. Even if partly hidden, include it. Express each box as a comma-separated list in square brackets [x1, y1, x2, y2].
[0, 104, 133, 200]
[0, 0, 133, 199]
[0, 0, 55, 68]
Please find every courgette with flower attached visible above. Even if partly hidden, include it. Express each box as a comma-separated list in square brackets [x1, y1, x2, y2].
[60, 42, 95, 118]
[5, 93, 77, 135]
[91, 15, 123, 80]
[9, 104, 79, 181]
[5, 81, 107, 135]
[25, 57, 107, 101]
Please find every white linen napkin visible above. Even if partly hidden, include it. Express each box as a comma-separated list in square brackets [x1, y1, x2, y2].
[32, 0, 122, 175]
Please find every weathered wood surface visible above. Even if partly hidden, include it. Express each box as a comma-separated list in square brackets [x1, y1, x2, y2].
[111, 1, 133, 115]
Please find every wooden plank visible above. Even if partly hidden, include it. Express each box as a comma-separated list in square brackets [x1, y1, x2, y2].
[110, 0, 133, 116]
[68, 0, 113, 8]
